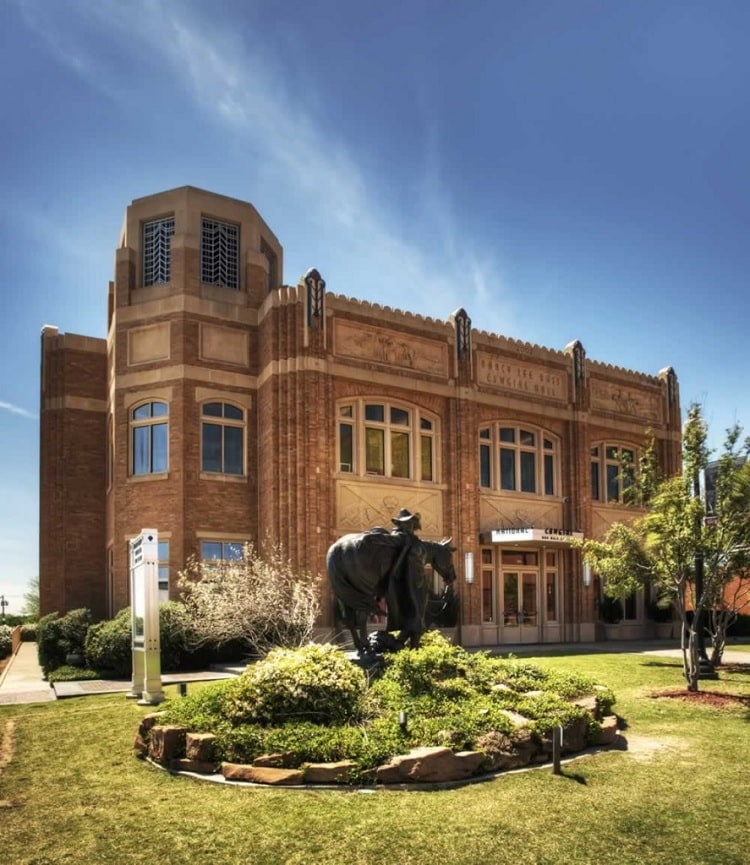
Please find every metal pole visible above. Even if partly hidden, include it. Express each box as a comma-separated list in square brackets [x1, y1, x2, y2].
[693, 469, 716, 679]
[552, 726, 563, 775]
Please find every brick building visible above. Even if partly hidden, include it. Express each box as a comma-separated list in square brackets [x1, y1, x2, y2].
[39, 186, 682, 646]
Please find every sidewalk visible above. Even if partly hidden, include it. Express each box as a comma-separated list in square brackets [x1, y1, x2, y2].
[0, 642, 243, 706]
[1, 639, 747, 706]
[0, 641, 55, 705]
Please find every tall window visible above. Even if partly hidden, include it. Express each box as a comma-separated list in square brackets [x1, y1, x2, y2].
[143, 217, 175, 286]
[545, 551, 558, 622]
[131, 401, 168, 475]
[201, 402, 244, 475]
[201, 218, 239, 288]
[479, 424, 558, 496]
[158, 540, 170, 602]
[337, 400, 438, 482]
[591, 444, 636, 503]
[481, 549, 494, 623]
[260, 237, 278, 293]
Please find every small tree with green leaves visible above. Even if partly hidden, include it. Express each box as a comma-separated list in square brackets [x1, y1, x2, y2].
[178, 542, 321, 659]
[702, 427, 750, 664]
[22, 576, 40, 620]
[580, 404, 742, 691]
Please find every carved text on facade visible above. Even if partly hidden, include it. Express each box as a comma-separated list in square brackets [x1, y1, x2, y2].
[476, 352, 567, 401]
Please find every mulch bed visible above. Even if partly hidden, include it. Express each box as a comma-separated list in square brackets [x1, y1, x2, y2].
[649, 689, 750, 709]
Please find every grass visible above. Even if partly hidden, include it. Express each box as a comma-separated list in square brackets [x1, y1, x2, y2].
[1, 646, 749, 865]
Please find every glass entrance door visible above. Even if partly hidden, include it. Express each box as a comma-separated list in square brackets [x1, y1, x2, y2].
[501, 568, 540, 643]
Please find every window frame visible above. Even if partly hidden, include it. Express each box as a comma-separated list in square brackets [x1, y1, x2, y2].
[591, 442, 638, 504]
[479, 423, 559, 497]
[200, 540, 245, 561]
[200, 217, 240, 289]
[142, 215, 175, 287]
[130, 400, 169, 477]
[201, 401, 245, 476]
[336, 399, 439, 483]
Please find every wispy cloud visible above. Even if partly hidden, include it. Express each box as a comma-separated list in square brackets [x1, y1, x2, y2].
[16, 0, 514, 332]
[0, 400, 37, 420]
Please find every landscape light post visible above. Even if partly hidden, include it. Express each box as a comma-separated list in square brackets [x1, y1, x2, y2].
[693, 467, 716, 679]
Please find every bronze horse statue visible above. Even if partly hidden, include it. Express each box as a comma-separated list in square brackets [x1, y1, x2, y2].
[327, 529, 457, 655]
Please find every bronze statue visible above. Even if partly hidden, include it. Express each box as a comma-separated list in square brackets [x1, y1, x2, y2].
[327, 508, 457, 657]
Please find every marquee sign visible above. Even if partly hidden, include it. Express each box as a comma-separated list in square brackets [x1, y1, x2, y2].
[485, 527, 584, 545]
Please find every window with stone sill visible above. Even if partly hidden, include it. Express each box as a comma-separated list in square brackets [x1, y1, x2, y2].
[201, 540, 245, 561]
[479, 423, 558, 496]
[130, 401, 168, 476]
[591, 443, 637, 504]
[337, 400, 438, 482]
[201, 402, 245, 475]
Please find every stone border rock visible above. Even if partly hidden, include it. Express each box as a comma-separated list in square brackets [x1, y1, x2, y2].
[135, 704, 620, 790]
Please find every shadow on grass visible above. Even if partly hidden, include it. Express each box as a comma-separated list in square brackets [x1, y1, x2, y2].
[641, 660, 685, 669]
[558, 769, 587, 785]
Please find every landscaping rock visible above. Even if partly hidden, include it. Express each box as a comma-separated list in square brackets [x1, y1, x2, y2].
[476, 731, 536, 771]
[571, 695, 599, 715]
[561, 715, 590, 753]
[304, 761, 357, 784]
[499, 709, 531, 727]
[170, 758, 219, 774]
[149, 725, 187, 764]
[186, 732, 216, 762]
[138, 712, 166, 738]
[133, 733, 149, 759]
[252, 751, 296, 768]
[591, 715, 618, 746]
[375, 746, 485, 784]
[222, 763, 304, 785]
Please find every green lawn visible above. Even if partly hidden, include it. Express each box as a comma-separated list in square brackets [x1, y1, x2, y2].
[1, 647, 748, 865]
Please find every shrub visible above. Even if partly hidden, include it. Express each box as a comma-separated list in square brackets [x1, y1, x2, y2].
[83, 602, 196, 677]
[0, 625, 12, 658]
[47, 665, 101, 683]
[223, 643, 367, 725]
[58, 608, 91, 657]
[37, 613, 66, 675]
[85, 609, 132, 676]
[179, 542, 320, 658]
[20, 623, 38, 642]
[158, 602, 193, 672]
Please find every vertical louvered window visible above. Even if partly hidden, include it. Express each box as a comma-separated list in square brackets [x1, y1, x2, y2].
[143, 217, 175, 286]
[201, 218, 240, 288]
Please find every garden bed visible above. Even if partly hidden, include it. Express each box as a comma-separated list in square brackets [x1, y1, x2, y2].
[135, 634, 619, 787]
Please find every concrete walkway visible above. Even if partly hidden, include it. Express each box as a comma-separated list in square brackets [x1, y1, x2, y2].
[1, 639, 747, 706]
[0, 642, 55, 705]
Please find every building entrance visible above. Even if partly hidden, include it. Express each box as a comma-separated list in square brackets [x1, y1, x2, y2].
[480, 547, 562, 645]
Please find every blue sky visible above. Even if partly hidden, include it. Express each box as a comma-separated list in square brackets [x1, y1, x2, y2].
[1, 0, 748, 614]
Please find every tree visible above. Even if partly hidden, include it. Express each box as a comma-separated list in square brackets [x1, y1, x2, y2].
[702, 427, 750, 664]
[178, 542, 321, 658]
[580, 404, 750, 691]
[22, 576, 40, 620]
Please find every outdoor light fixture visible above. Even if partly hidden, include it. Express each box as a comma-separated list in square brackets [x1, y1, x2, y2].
[464, 551, 474, 584]
[583, 562, 592, 587]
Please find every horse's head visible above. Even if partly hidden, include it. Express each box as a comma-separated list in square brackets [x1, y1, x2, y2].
[425, 537, 457, 585]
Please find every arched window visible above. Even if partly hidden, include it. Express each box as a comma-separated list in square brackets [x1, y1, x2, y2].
[478, 424, 558, 496]
[131, 401, 168, 475]
[201, 402, 244, 475]
[337, 400, 438, 482]
[591, 443, 637, 504]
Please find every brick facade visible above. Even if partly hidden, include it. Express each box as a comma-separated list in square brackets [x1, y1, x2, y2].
[39, 186, 682, 645]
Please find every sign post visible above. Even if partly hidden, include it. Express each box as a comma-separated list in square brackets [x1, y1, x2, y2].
[127, 529, 164, 705]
